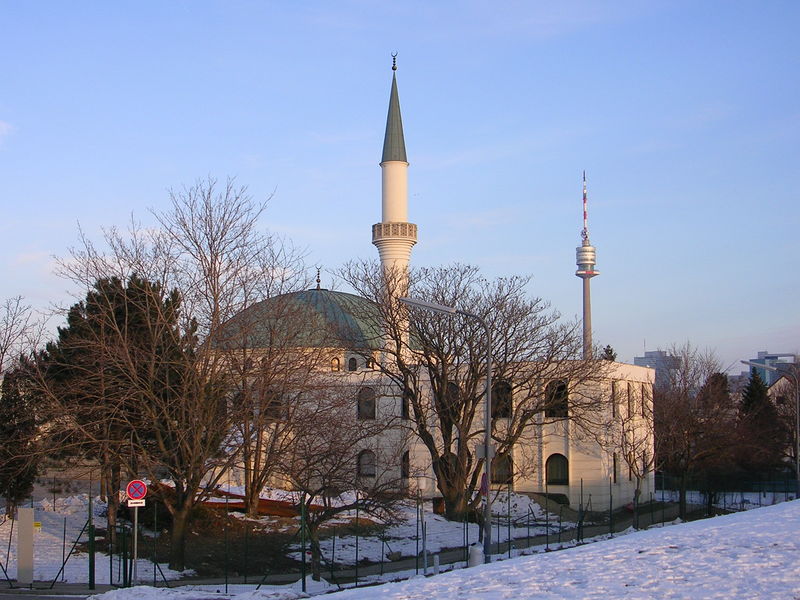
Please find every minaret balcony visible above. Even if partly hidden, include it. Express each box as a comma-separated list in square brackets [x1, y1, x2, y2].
[372, 222, 418, 243]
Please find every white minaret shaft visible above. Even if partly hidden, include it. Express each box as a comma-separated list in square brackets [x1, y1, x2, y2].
[372, 58, 417, 273]
[575, 171, 599, 359]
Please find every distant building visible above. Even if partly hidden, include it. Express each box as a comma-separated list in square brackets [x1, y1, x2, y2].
[737, 351, 797, 387]
[633, 350, 679, 390]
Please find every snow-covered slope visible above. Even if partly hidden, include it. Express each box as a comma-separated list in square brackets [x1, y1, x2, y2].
[326, 500, 800, 600]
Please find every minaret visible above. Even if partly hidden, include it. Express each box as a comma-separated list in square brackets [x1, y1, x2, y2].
[372, 55, 417, 273]
[575, 172, 599, 359]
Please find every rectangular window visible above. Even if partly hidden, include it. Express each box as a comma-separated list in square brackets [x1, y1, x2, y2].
[627, 382, 634, 417]
[612, 452, 618, 484]
[641, 383, 649, 418]
[628, 463, 633, 482]
[611, 381, 618, 418]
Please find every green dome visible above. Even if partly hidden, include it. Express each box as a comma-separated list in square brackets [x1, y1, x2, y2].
[216, 289, 383, 350]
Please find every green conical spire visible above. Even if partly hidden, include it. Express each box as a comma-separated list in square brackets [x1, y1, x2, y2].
[381, 69, 407, 163]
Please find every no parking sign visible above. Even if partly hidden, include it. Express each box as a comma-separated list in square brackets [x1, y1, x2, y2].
[126, 480, 147, 507]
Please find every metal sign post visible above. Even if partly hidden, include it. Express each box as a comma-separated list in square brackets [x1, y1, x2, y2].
[125, 481, 147, 583]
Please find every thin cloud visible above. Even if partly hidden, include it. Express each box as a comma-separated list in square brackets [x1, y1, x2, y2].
[0, 121, 13, 144]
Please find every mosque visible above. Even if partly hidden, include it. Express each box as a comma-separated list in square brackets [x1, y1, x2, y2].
[225, 62, 655, 513]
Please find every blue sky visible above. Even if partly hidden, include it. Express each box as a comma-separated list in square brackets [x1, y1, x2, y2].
[1, 1, 797, 369]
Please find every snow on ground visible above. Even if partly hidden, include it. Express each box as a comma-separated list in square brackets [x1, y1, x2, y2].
[0, 490, 568, 583]
[0, 496, 184, 584]
[282, 491, 573, 565]
[659, 488, 796, 511]
[87, 500, 800, 600]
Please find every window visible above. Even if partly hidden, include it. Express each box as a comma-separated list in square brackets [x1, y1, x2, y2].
[612, 452, 618, 484]
[357, 450, 376, 477]
[641, 383, 650, 417]
[492, 453, 513, 485]
[331, 358, 340, 372]
[492, 380, 512, 418]
[401, 389, 411, 420]
[642, 451, 649, 475]
[611, 381, 618, 418]
[357, 386, 376, 420]
[348, 357, 358, 372]
[401, 450, 410, 480]
[367, 357, 376, 370]
[627, 382, 634, 416]
[445, 381, 460, 405]
[546, 454, 569, 486]
[545, 381, 568, 418]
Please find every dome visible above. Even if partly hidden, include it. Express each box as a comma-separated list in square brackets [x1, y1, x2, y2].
[216, 289, 383, 350]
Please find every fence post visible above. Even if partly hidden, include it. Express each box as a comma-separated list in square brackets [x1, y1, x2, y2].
[300, 495, 306, 593]
[354, 494, 359, 587]
[415, 492, 420, 575]
[88, 490, 95, 590]
[609, 478, 613, 537]
[507, 485, 512, 558]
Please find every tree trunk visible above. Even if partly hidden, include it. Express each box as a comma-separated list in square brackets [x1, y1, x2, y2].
[245, 484, 260, 519]
[308, 525, 322, 582]
[169, 507, 191, 571]
[436, 464, 470, 521]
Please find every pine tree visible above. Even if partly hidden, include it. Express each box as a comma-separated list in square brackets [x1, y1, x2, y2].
[601, 345, 617, 361]
[737, 369, 786, 473]
[0, 366, 39, 516]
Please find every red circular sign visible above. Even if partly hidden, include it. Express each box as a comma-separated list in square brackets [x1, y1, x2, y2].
[126, 480, 148, 500]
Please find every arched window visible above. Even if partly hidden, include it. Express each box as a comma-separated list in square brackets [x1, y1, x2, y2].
[545, 381, 568, 418]
[348, 357, 358, 372]
[401, 450, 410, 480]
[331, 358, 340, 372]
[492, 380, 512, 418]
[357, 450, 376, 477]
[546, 453, 569, 486]
[492, 453, 513, 484]
[357, 386, 376, 420]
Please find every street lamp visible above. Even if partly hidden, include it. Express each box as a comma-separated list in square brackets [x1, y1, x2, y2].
[741, 360, 800, 497]
[399, 296, 494, 562]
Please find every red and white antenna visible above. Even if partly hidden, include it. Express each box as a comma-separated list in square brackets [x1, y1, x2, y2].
[581, 170, 589, 242]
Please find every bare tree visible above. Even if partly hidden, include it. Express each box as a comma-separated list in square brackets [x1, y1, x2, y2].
[0, 298, 41, 515]
[37, 177, 310, 569]
[0, 296, 33, 376]
[278, 378, 408, 581]
[770, 367, 799, 474]
[609, 379, 656, 526]
[338, 261, 608, 521]
[653, 343, 736, 518]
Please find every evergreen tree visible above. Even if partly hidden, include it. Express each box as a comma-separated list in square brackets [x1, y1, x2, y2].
[601, 345, 617, 361]
[737, 369, 786, 473]
[39, 275, 189, 546]
[0, 365, 40, 516]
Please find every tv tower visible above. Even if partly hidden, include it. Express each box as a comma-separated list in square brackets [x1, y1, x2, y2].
[575, 172, 599, 359]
